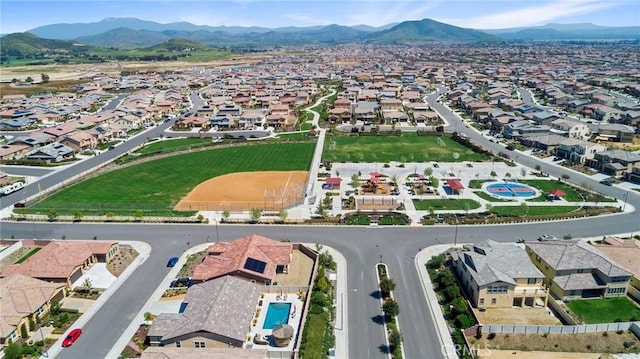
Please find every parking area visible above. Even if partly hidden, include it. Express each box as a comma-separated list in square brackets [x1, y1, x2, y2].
[71, 263, 117, 289]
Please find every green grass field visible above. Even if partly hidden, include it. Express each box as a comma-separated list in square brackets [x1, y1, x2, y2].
[28, 142, 315, 215]
[322, 133, 489, 163]
[413, 199, 481, 211]
[519, 180, 582, 202]
[567, 297, 640, 324]
[490, 205, 580, 216]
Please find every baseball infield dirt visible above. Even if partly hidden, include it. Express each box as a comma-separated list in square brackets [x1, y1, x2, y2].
[174, 171, 308, 211]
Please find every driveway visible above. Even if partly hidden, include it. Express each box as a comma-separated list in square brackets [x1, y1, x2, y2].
[72, 263, 116, 289]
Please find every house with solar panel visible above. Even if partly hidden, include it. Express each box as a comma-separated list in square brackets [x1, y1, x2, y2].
[192, 234, 314, 286]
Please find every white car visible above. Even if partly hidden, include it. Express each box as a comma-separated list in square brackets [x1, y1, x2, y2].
[1, 182, 24, 196]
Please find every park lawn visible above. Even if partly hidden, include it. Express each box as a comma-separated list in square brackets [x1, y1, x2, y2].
[28, 142, 315, 214]
[567, 297, 640, 324]
[519, 180, 582, 202]
[136, 138, 214, 155]
[299, 312, 328, 359]
[322, 133, 488, 163]
[472, 191, 513, 202]
[413, 199, 481, 211]
[490, 205, 580, 216]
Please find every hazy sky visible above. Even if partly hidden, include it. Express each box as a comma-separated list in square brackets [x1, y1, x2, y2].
[1, 0, 639, 34]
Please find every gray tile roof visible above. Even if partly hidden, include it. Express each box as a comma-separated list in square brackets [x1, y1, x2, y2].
[149, 276, 261, 343]
[553, 272, 606, 291]
[454, 240, 544, 287]
[526, 240, 631, 278]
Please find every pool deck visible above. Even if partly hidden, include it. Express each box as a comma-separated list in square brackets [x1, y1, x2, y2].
[247, 292, 304, 352]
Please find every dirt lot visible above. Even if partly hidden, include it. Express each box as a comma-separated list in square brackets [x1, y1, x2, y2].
[107, 244, 139, 277]
[474, 307, 562, 325]
[174, 171, 308, 211]
[470, 331, 639, 354]
[481, 350, 601, 359]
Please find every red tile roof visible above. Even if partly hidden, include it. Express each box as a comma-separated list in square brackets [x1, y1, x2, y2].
[1, 241, 116, 280]
[446, 179, 465, 190]
[192, 234, 292, 282]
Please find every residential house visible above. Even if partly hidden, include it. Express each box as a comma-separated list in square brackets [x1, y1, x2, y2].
[61, 132, 98, 152]
[586, 149, 640, 176]
[592, 236, 640, 291]
[503, 120, 550, 139]
[549, 118, 590, 140]
[525, 240, 631, 300]
[0, 144, 30, 161]
[148, 276, 261, 348]
[531, 111, 561, 125]
[192, 234, 292, 284]
[0, 274, 65, 345]
[520, 134, 566, 152]
[451, 240, 547, 309]
[629, 163, 640, 184]
[555, 138, 606, 164]
[26, 143, 76, 163]
[9, 133, 56, 150]
[595, 123, 636, 143]
[1, 240, 120, 287]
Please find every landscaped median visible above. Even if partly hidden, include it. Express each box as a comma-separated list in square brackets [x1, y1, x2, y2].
[376, 263, 404, 359]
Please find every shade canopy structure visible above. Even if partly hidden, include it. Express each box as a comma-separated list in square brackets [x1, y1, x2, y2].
[272, 324, 294, 347]
[446, 179, 465, 190]
[549, 189, 566, 197]
[369, 171, 382, 177]
[325, 177, 342, 186]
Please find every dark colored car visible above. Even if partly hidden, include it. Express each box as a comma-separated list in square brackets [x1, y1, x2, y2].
[170, 277, 193, 287]
[62, 328, 82, 347]
[167, 257, 179, 267]
[505, 145, 515, 151]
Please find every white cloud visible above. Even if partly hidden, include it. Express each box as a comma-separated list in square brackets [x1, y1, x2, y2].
[447, 0, 621, 29]
[344, 1, 443, 26]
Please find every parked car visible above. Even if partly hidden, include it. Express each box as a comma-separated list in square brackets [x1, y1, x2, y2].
[167, 257, 179, 267]
[62, 328, 82, 347]
[1, 181, 24, 196]
[537, 234, 557, 241]
[170, 277, 193, 288]
[505, 145, 515, 151]
[599, 179, 613, 186]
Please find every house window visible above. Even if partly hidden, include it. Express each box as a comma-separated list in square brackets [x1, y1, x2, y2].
[479, 298, 484, 306]
[487, 285, 508, 293]
[607, 287, 625, 295]
[528, 278, 537, 285]
[491, 298, 497, 305]
[194, 341, 206, 348]
[175, 341, 181, 348]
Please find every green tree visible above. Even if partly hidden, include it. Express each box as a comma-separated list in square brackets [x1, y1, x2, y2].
[561, 174, 570, 182]
[134, 210, 144, 222]
[520, 202, 529, 215]
[278, 209, 288, 221]
[315, 202, 328, 217]
[429, 176, 439, 188]
[389, 328, 403, 352]
[50, 300, 61, 314]
[379, 277, 396, 295]
[82, 277, 93, 292]
[4, 342, 22, 359]
[423, 167, 433, 176]
[222, 210, 230, 221]
[382, 299, 400, 320]
[20, 322, 28, 339]
[249, 207, 262, 222]
[41, 73, 50, 83]
[29, 316, 36, 331]
[47, 210, 58, 222]
[520, 167, 527, 178]
[73, 210, 84, 222]
[25, 76, 34, 83]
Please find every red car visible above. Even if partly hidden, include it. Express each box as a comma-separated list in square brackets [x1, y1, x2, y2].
[62, 328, 82, 347]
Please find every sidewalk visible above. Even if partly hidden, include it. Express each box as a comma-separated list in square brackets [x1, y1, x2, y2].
[415, 244, 458, 359]
[321, 244, 349, 359]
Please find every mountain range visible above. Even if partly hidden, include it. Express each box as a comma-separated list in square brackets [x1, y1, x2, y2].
[1, 17, 638, 56]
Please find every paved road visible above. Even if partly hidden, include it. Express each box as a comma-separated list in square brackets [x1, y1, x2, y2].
[3, 209, 640, 359]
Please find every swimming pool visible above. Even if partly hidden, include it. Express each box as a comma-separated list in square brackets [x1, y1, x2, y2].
[263, 302, 291, 329]
[485, 182, 536, 199]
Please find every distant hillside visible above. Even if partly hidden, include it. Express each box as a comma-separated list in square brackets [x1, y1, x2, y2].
[0, 32, 89, 56]
[366, 18, 498, 43]
[76, 27, 172, 48]
[144, 38, 212, 51]
[486, 23, 640, 40]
